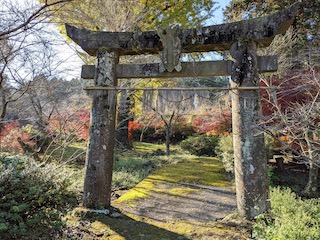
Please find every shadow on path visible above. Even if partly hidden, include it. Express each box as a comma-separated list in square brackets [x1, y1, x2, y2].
[80, 208, 190, 240]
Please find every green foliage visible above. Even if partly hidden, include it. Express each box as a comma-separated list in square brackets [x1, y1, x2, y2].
[133, 122, 195, 144]
[0, 154, 77, 239]
[268, 168, 276, 186]
[141, 0, 216, 29]
[113, 157, 155, 189]
[22, 124, 51, 152]
[216, 135, 234, 176]
[253, 187, 320, 239]
[180, 135, 219, 156]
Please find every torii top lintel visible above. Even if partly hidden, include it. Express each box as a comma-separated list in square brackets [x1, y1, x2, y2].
[66, 3, 299, 56]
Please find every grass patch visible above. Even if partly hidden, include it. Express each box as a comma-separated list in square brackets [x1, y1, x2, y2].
[133, 142, 185, 155]
[41, 141, 87, 164]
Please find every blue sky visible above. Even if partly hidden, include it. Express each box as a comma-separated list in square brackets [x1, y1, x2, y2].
[209, 0, 231, 25]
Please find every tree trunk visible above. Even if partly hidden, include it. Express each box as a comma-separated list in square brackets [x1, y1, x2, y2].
[165, 125, 170, 156]
[116, 90, 131, 149]
[164, 112, 174, 156]
[83, 51, 118, 208]
[0, 83, 8, 122]
[275, 157, 285, 172]
[230, 41, 269, 220]
[304, 132, 318, 196]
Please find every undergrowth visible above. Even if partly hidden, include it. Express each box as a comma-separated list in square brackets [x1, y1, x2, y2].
[0, 153, 77, 239]
[253, 187, 320, 239]
[180, 134, 219, 156]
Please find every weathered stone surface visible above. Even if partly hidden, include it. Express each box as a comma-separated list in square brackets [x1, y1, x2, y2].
[230, 41, 269, 219]
[66, 3, 299, 56]
[83, 51, 118, 208]
[157, 26, 182, 72]
[81, 56, 277, 79]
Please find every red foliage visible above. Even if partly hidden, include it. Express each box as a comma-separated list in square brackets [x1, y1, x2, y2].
[192, 110, 232, 136]
[261, 69, 318, 118]
[0, 121, 34, 153]
[128, 121, 141, 140]
[47, 110, 90, 141]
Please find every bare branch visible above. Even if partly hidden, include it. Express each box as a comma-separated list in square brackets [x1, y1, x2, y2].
[0, 0, 71, 39]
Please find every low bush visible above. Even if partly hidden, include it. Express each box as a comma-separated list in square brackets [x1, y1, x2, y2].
[0, 154, 77, 239]
[253, 187, 320, 239]
[180, 135, 219, 156]
[216, 135, 234, 177]
[113, 157, 155, 189]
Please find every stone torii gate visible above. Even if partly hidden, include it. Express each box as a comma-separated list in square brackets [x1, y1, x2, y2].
[66, 3, 299, 220]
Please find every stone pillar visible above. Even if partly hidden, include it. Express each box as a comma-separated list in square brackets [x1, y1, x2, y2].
[83, 50, 118, 208]
[230, 40, 270, 219]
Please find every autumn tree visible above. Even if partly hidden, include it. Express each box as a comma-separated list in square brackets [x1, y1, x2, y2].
[261, 67, 320, 196]
[0, 0, 71, 124]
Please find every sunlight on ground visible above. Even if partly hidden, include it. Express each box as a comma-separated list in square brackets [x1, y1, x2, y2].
[116, 155, 231, 205]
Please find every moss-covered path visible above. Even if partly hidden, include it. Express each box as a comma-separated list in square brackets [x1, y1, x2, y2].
[114, 156, 236, 221]
[109, 155, 249, 239]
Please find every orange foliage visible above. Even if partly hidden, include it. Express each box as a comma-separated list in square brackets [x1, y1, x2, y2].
[192, 110, 232, 136]
[128, 121, 141, 140]
[47, 110, 90, 141]
[0, 121, 34, 153]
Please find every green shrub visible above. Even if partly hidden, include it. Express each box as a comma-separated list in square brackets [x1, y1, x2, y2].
[0, 154, 77, 239]
[253, 187, 320, 239]
[216, 135, 234, 176]
[180, 135, 219, 156]
[113, 157, 155, 189]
